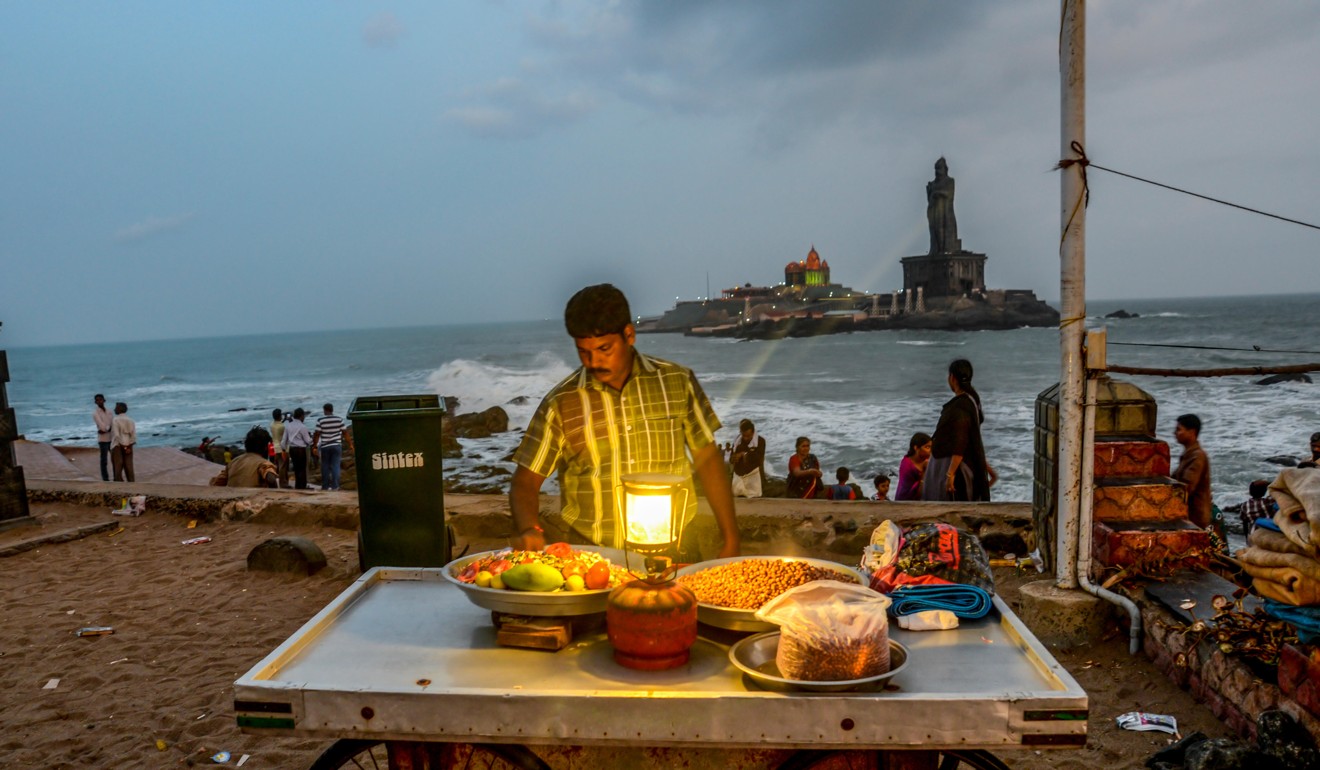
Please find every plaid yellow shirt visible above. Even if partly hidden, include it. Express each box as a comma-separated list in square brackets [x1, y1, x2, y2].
[513, 350, 721, 547]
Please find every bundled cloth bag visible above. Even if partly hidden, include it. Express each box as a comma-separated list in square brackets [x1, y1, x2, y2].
[1269, 467, 1320, 551]
[867, 522, 995, 595]
[755, 580, 892, 682]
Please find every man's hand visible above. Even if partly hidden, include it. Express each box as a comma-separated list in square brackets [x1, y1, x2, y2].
[692, 442, 741, 558]
[509, 465, 549, 550]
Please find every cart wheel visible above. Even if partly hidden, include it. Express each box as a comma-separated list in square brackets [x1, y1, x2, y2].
[777, 748, 1010, 770]
[308, 740, 550, 770]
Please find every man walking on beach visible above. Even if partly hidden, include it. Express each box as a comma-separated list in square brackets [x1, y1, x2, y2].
[1173, 413, 1214, 533]
[282, 408, 313, 490]
[509, 283, 740, 559]
[313, 403, 351, 491]
[110, 402, 136, 482]
[93, 393, 114, 481]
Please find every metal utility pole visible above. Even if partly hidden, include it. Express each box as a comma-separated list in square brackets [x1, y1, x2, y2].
[1056, 0, 1086, 589]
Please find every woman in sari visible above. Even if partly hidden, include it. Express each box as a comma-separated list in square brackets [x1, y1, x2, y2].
[922, 360, 996, 501]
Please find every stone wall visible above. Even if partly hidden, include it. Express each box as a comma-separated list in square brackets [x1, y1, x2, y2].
[27, 480, 1033, 563]
[1139, 593, 1320, 743]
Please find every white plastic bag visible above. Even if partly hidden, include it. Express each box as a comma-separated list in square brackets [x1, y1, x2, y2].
[754, 580, 892, 681]
[860, 520, 902, 575]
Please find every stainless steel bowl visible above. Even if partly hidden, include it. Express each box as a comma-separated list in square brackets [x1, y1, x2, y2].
[675, 556, 870, 632]
[729, 631, 909, 693]
[443, 546, 642, 617]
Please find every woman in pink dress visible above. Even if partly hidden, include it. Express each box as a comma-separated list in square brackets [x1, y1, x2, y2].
[895, 431, 932, 501]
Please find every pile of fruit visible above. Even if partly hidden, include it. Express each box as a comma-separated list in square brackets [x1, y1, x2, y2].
[453, 543, 632, 592]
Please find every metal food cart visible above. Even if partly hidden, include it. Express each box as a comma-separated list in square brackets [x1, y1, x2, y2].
[234, 567, 1087, 769]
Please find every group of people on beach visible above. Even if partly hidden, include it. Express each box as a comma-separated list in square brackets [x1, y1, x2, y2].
[92, 393, 351, 491]
[725, 359, 999, 504]
[213, 405, 353, 490]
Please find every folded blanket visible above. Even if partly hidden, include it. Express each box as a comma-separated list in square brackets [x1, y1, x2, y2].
[1269, 467, 1320, 551]
[1234, 562, 1320, 606]
[1234, 546, 1320, 582]
[887, 584, 993, 620]
[1262, 598, 1320, 644]
[1248, 526, 1318, 558]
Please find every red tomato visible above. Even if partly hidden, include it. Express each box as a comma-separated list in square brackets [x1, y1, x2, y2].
[486, 559, 513, 575]
[544, 542, 573, 558]
[560, 562, 588, 579]
[458, 565, 477, 583]
[585, 562, 611, 590]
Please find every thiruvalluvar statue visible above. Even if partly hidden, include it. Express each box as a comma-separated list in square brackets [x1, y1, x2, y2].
[926, 157, 960, 254]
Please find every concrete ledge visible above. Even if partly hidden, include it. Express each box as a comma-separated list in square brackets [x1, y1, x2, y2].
[27, 480, 1034, 563]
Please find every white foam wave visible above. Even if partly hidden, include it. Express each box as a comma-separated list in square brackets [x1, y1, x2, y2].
[425, 353, 573, 426]
[896, 340, 967, 347]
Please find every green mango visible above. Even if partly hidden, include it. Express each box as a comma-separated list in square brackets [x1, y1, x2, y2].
[500, 562, 566, 592]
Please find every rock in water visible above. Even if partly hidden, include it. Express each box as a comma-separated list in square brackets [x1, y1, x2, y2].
[1266, 455, 1299, 467]
[1256, 373, 1312, 385]
[1105, 309, 1139, 319]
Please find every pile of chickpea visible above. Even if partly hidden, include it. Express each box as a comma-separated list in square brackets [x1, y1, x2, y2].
[678, 559, 856, 610]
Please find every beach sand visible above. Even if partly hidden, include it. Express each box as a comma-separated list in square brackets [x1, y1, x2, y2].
[0, 502, 1232, 769]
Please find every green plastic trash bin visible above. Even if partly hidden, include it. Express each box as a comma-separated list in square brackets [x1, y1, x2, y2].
[348, 395, 449, 569]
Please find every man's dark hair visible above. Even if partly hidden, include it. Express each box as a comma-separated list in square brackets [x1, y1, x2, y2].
[94, 393, 105, 401]
[245, 426, 273, 455]
[1249, 479, 1270, 499]
[114, 402, 127, 414]
[564, 284, 631, 339]
[739, 419, 754, 432]
[294, 407, 306, 420]
[836, 467, 850, 483]
[272, 408, 282, 420]
[323, 403, 333, 413]
[1176, 413, 1201, 433]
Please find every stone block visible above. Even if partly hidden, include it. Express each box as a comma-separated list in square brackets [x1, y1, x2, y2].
[247, 536, 327, 575]
[1092, 519, 1211, 571]
[1094, 438, 1171, 479]
[1280, 644, 1320, 720]
[1279, 644, 1320, 699]
[1017, 580, 1110, 649]
[1093, 477, 1187, 522]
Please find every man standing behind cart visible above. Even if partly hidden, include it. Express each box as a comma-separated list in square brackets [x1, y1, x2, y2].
[510, 283, 740, 560]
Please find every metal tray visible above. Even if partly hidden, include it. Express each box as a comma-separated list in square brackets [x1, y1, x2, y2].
[675, 555, 869, 631]
[442, 546, 642, 617]
[730, 631, 909, 693]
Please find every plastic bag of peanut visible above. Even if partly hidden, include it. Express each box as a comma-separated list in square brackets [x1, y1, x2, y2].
[754, 580, 892, 681]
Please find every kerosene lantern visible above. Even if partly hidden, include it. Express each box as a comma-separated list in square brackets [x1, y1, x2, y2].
[605, 473, 700, 670]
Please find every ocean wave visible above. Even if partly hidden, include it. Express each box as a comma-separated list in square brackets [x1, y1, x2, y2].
[896, 340, 967, 347]
[425, 353, 573, 420]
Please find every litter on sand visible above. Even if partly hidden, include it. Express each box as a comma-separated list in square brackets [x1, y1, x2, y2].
[43, 678, 59, 690]
[1116, 711, 1179, 736]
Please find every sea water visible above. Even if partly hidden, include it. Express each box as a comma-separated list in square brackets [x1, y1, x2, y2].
[6, 293, 1318, 505]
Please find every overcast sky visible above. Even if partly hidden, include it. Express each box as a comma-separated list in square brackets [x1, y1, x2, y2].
[4, 2, 1319, 347]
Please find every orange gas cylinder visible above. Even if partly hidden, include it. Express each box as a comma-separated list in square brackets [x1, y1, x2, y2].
[605, 578, 699, 670]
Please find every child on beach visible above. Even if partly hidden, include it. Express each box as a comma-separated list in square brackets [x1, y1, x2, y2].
[826, 467, 865, 500]
[872, 474, 891, 501]
[1223, 479, 1277, 536]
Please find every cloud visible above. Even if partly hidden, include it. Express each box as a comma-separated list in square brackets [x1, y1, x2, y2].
[113, 212, 196, 243]
[446, 77, 595, 138]
[363, 12, 404, 48]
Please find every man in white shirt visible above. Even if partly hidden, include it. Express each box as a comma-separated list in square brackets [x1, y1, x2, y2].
[110, 401, 137, 482]
[281, 407, 314, 490]
[92, 393, 114, 481]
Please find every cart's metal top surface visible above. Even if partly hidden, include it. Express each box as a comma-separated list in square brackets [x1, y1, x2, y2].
[235, 568, 1087, 749]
